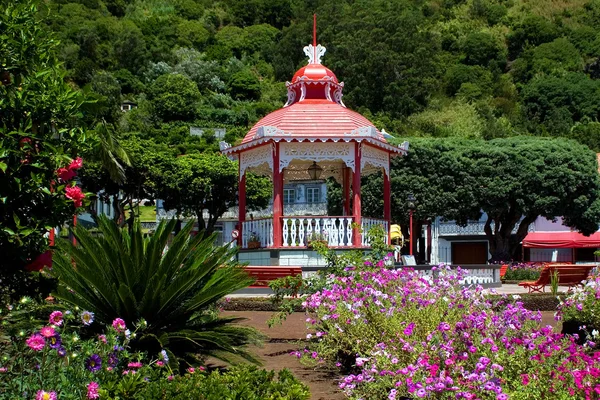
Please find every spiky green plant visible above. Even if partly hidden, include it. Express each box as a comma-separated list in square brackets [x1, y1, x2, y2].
[51, 216, 262, 368]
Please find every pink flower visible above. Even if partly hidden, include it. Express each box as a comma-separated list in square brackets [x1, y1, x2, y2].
[187, 367, 195, 373]
[65, 185, 85, 207]
[98, 335, 107, 344]
[167, 375, 174, 381]
[112, 318, 126, 332]
[156, 361, 164, 367]
[69, 157, 83, 170]
[87, 382, 99, 399]
[128, 362, 143, 369]
[49, 311, 63, 326]
[36, 390, 57, 400]
[40, 326, 56, 338]
[0, 367, 7, 373]
[26, 333, 46, 351]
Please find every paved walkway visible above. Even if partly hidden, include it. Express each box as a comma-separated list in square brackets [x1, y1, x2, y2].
[483, 284, 570, 295]
[228, 283, 572, 298]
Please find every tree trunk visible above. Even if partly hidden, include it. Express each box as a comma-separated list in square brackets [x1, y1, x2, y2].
[485, 211, 536, 262]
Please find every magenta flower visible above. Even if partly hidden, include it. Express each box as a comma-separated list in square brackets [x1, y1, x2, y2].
[36, 390, 57, 400]
[49, 311, 63, 326]
[87, 382, 99, 399]
[26, 333, 46, 351]
[127, 361, 142, 369]
[40, 326, 56, 338]
[404, 323, 415, 336]
[112, 318, 126, 332]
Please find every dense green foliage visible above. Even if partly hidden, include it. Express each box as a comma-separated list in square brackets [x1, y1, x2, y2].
[51, 216, 262, 367]
[41, 0, 600, 149]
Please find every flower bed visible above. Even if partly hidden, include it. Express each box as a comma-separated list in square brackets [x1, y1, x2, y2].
[557, 274, 600, 345]
[501, 262, 542, 281]
[296, 265, 600, 399]
[0, 307, 309, 399]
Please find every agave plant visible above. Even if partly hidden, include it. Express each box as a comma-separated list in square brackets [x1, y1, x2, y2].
[51, 216, 261, 367]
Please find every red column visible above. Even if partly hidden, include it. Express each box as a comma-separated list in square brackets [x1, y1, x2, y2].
[272, 143, 283, 247]
[343, 167, 351, 216]
[238, 164, 246, 246]
[352, 143, 362, 247]
[384, 164, 391, 245]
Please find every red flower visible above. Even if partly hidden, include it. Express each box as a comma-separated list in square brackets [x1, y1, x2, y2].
[25, 250, 52, 271]
[65, 185, 85, 207]
[69, 157, 83, 170]
[56, 167, 76, 182]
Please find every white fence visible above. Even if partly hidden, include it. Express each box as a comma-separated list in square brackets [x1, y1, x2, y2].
[282, 216, 354, 247]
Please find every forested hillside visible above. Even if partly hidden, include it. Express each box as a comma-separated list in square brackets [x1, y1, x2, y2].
[47, 0, 600, 149]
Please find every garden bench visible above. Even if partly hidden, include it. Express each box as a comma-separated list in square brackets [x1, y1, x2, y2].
[518, 264, 594, 293]
[500, 264, 508, 279]
[244, 266, 302, 288]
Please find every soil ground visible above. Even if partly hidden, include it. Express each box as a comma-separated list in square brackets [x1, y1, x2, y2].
[220, 310, 560, 400]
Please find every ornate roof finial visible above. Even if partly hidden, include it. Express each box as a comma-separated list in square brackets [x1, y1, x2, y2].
[303, 13, 326, 65]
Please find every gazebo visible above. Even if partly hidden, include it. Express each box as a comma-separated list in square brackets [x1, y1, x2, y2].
[220, 35, 408, 252]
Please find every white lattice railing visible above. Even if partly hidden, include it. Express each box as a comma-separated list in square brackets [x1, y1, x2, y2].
[282, 216, 353, 247]
[438, 220, 535, 236]
[361, 218, 389, 246]
[242, 219, 273, 249]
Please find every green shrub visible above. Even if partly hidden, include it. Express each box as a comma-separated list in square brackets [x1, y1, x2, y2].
[51, 216, 262, 369]
[136, 365, 310, 400]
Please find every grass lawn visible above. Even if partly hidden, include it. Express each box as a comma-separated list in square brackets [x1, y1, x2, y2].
[126, 205, 156, 222]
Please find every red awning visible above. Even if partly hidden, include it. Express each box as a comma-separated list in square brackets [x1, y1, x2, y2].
[523, 232, 600, 248]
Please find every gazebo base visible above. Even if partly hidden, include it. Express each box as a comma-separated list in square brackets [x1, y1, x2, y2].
[238, 247, 366, 271]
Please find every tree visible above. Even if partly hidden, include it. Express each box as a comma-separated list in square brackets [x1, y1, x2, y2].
[0, 0, 92, 271]
[462, 31, 506, 68]
[467, 137, 600, 261]
[520, 72, 600, 133]
[384, 139, 482, 258]
[153, 153, 270, 233]
[149, 73, 201, 121]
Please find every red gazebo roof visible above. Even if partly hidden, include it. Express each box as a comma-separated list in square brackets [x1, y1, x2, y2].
[241, 100, 384, 144]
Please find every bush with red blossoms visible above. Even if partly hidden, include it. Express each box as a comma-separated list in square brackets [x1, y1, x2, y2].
[298, 265, 600, 399]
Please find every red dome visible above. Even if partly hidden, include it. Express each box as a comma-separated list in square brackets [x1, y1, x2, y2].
[292, 63, 338, 84]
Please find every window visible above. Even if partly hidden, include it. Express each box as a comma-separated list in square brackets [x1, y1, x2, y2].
[283, 189, 295, 204]
[307, 187, 320, 203]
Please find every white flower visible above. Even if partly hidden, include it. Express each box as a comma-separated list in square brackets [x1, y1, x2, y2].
[512, 295, 521, 300]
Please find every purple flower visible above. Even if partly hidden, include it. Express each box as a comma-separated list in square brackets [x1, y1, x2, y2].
[47, 334, 62, 349]
[85, 354, 102, 372]
[403, 322, 415, 336]
[56, 347, 67, 357]
[108, 352, 119, 367]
